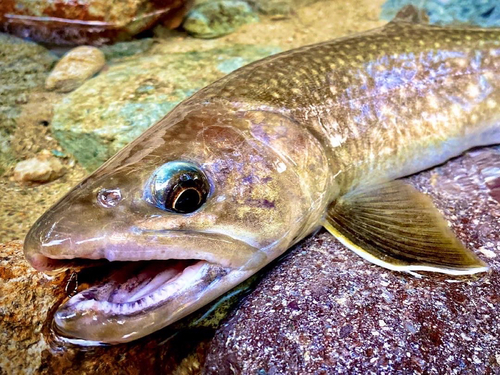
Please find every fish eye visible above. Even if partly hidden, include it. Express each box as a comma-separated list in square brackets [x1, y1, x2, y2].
[145, 161, 210, 214]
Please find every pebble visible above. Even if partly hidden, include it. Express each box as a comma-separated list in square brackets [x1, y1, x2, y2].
[13, 154, 65, 183]
[45, 46, 105, 93]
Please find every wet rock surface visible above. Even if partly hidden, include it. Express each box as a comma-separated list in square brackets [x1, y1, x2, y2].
[204, 146, 500, 374]
[0, 0, 193, 46]
[45, 46, 106, 93]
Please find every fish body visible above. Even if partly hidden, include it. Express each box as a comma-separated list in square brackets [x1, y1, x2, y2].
[24, 13, 500, 344]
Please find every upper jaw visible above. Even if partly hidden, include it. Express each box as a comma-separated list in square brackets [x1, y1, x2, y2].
[24, 225, 267, 272]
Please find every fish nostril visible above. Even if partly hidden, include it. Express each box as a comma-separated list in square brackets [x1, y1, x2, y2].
[97, 188, 122, 208]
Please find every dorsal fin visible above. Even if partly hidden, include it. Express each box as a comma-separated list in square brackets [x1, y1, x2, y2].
[390, 5, 430, 24]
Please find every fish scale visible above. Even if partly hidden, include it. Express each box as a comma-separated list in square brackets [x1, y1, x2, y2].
[200, 22, 500, 192]
[23, 9, 499, 344]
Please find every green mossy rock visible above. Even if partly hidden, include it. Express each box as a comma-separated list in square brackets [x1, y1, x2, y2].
[52, 44, 280, 171]
[183, 1, 259, 39]
[99, 38, 155, 61]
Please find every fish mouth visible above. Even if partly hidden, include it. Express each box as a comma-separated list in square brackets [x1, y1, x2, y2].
[24, 230, 264, 344]
[52, 257, 230, 344]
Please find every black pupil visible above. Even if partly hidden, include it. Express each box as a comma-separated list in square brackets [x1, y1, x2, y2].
[173, 188, 201, 213]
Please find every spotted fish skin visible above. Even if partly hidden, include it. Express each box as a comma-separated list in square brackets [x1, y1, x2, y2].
[23, 16, 499, 344]
[201, 21, 500, 193]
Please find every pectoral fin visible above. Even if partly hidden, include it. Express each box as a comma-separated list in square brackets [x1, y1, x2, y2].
[323, 181, 488, 275]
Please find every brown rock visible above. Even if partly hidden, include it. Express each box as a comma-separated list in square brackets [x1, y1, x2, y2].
[0, 0, 193, 46]
[204, 146, 500, 374]
[45, 46, 105, 92]
[13, 153, 65, 183]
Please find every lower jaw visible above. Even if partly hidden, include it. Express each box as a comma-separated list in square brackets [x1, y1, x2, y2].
[52, 259, 229, 344]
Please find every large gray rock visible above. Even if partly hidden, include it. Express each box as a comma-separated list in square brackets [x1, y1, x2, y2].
[204, 146, 500, 374]
[51, 44, 280, 171]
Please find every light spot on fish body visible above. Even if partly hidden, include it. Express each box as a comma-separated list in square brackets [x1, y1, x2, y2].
[276, 162, 286, 173]
[427, 95, 439, 109]
[466, 84, 480, 98]
[330, 133, 347, 148]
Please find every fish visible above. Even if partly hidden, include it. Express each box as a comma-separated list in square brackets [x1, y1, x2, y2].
[24, 6, 500, 344]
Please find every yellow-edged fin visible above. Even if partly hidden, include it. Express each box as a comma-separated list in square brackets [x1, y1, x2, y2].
[323, 181, 489, 275]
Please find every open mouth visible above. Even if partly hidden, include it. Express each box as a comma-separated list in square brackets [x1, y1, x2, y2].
[59, 259, 224, 316]
[24, 226, 263, 344]
[47, 256, 230, 344]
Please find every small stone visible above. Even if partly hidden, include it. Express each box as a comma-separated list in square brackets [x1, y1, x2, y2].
[13, 154, 65, 183]
[45, 46, 106, 93]
[183, 0, 259, 39]
[479, 247, 497, 258]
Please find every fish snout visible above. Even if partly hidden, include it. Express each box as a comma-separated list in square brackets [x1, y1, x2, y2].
[24, 216, 71, 271]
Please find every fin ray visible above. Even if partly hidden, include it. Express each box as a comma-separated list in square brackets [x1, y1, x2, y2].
[324, 181, 488, 275]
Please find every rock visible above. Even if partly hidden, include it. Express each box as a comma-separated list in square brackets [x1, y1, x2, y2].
[0, 0, 193, 46]
[0, 241, 65, 374]
[204, 146, 500, 373]
[183, 0, 258, 38]
[13, 153, 65, 183]
[45, 46, 106, 93]
[51, 44, 280, 171]
[381, 0, 500, 27]
[246, 0, 323, 16]
[99, 39, 155, 61]
[0, 33, 56, 175]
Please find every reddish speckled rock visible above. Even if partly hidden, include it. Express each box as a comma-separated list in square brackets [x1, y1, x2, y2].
[204, 147, 500, 374]
[0, 0, 193, 46]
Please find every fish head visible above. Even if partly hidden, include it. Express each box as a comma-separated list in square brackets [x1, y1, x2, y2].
[24, 102, 330, 344]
